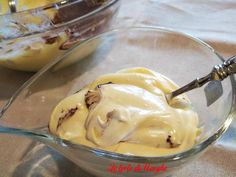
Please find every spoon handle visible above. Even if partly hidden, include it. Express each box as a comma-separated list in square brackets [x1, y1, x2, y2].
[214, 55, 236, 79]
[8, 0, 17, 13]
[166, 74, 211, 101]
[166, 55, 236, 101]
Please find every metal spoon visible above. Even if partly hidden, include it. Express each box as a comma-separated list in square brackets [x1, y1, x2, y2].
[166, 55, 236, 106]
[8, 0, 17, 13]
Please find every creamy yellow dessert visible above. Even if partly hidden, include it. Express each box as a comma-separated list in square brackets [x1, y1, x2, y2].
[49, 67, 200, 156]
[0, 0, 103, 71]
[0, 34, 68, 71]
[0, 0, 67, 71]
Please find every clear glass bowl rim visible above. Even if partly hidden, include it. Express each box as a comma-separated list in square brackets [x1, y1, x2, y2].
[0, 0, 120, 40]
[1, 26, 235, 163]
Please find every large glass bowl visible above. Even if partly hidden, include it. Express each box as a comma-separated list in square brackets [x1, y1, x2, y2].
[0, 0, 120, 71]
[0, 27, 235, 177]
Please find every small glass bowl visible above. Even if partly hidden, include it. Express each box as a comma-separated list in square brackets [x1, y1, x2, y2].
[0, 0, 120, 71]
[0, 27, 235, 177]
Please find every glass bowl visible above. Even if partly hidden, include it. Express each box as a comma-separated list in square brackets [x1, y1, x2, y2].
[0, 27, 235, 177]
[0, 0, 120, 71]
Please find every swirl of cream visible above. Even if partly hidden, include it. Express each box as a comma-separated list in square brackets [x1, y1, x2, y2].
[85, 83, 198, 148]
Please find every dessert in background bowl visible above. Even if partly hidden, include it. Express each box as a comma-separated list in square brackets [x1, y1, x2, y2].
[0, 0, 61, 14]
[0, 0, 120, 71]
[0, 27, 235, 177]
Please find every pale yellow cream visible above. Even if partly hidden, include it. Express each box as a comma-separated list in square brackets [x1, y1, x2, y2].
[0, 0, 101, 71]
[0, 0, 64, 71]
[49, 67, 200, 156]
[0, 34, 67, 71]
